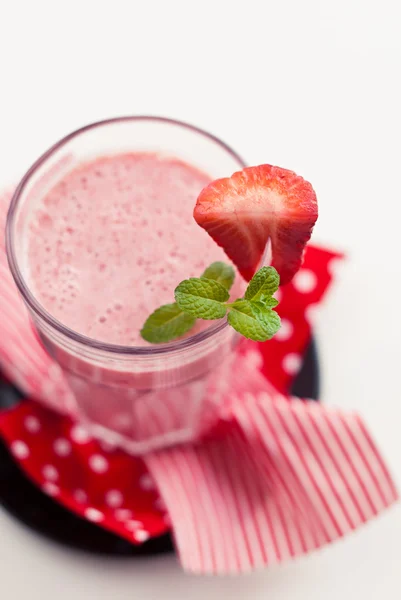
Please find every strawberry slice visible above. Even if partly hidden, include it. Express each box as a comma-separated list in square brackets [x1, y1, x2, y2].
[194, 164, 318, 284]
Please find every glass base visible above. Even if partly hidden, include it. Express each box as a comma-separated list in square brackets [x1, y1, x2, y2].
[0, 338, 319, 557]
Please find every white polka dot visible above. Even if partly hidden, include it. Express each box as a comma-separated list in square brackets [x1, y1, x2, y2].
[105, 489, 123, 508]
[85, 508, 104, 522]
[115, 508, 133, 521]
[293, 269, 317, 293]
[89, 454, 109, 473]
[328, 257, 343, 278]
[283, 353, 302, 375]
[42, 464, 59, 481]
[133, 529, 150, 542]
[74, 489, 88, 504]
[70, 425, 91, 444]
[11, 440, 29, 459]
[275, 318, 294, 342]
[24, 416, 41, 433]
[53, 438, 72, 457]
[305, 304, 319, 325]
[42, 482, 59, 497]
[125, 519, 144, 531]
[139, 474, 155, 491]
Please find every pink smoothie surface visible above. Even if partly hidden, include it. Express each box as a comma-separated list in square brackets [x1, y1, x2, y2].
[25, 153, 239, 345]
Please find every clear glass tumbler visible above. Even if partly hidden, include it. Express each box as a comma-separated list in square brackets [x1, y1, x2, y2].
[6, 117, 246, 454]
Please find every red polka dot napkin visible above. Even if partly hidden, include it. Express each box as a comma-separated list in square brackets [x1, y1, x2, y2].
[0, 189, 398, 574]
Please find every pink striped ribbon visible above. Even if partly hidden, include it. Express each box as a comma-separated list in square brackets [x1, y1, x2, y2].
[0, 188, 398, 574]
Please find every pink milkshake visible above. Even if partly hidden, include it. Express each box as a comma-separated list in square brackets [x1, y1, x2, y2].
[25, 152, 239, 345]
[7, 117, 246, 453]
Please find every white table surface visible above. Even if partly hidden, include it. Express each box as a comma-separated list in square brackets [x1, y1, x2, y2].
[1, 1, 400, 598]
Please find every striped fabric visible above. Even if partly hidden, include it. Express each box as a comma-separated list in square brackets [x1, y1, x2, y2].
[145, 390, 398, 574]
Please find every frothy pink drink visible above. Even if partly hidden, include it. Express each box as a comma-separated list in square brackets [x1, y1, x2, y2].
[20, 151, 241, 453]
[26, 153, 236, 345]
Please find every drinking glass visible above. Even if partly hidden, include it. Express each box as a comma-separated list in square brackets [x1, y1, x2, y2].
[6, 117, 246, 454]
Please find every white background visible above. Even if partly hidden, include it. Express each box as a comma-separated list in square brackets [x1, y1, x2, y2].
[0, 0, 400, 598]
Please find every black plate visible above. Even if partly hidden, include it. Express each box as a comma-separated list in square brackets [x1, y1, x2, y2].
[0, 338, 319, 556]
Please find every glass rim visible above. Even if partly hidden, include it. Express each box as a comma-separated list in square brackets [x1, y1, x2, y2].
[5, 115, 247, 356]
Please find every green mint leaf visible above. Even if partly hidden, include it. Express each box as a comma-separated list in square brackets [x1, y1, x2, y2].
[140, 303, 196, 343]
[253, 297, 279, 310]
[250, 303, 281, 338]
[245, 266, 280, 301]
[227, 299, 273, 342]
[266, 297, 279, 308]
[175, 277, 229, 319]
[201, 261, 235, 290]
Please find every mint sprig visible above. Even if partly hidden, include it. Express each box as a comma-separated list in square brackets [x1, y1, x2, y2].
[201, 262, 235, 290]
[175, 278, 229, 319]
[227, 299, 275, 341]
[140, 264, 281, 344]
[248, 300, 281, 337]
[245, 266, 280, 301]
[140, 303, 196, 344]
